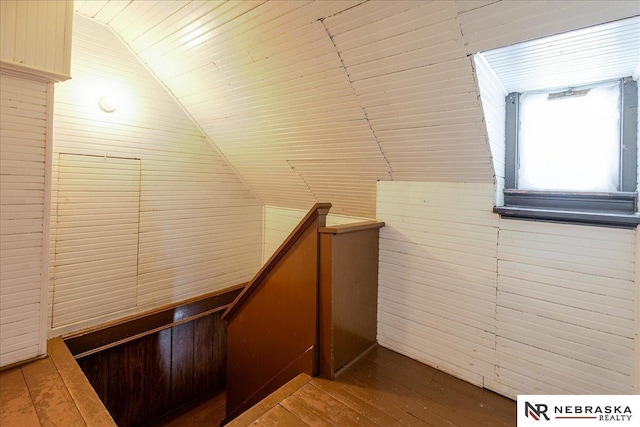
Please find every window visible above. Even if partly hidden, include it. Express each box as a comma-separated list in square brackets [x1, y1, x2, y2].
[476, 16, 640, 227]
[516, 80, 621, 192]
[498, 77, 639, 227]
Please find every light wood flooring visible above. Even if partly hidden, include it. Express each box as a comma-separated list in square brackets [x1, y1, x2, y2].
[0, 338, 115, 427]
[162, 345, 516, 426]
[1, 343, 516, 426]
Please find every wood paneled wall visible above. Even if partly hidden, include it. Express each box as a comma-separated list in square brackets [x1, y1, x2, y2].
[0, 0, 73, 80]
[377, 181, 638, 398]
[0, 74, 51, 367]
[48, 14, 263, 336]
[224, 205, 329, 422]
[75, 310, 226, 427]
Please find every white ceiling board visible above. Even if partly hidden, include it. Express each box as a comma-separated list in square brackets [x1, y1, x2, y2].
[71, 0, 640, 216]
[458, 0, 640, 53]
[482, 16, 640, 92]
[74, 0, 110, 18]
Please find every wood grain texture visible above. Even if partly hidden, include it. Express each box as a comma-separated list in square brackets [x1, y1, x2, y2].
[227, 374, 312, 427]
[226, 346, 515, 427]
[76, 308, 227, 427]
[148, 391, 226, 427]
[110, 338, 147, 427]
[225, 205, 329, 420]
[21, 357, 85, 427]
[192, 311, 227, 397]
[0, 339, 116, 427]
[192, 315, 215, 396]
[0, 367, 41, 427]
[282, 383, 376, 426]
[64, 285, 242, 358]
[309, 377, 400, 426]
[47, 338, 115, 427]
[145, 329, 172, 422]
[71, 288, 235, 426]
[255, 405, 309, 427]
[171, 321, 194, 409]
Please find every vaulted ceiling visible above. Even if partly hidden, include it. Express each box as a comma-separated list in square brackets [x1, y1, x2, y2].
[72, 0, 639, 217]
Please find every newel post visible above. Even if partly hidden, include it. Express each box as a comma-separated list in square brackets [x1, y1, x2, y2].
[316, 204, 331, 227]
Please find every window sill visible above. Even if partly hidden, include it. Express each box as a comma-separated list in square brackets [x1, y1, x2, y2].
[493, 206, 640, 228]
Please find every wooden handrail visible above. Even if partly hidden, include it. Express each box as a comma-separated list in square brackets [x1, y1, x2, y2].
[223, 203, 331, 423]
[65, 284, 245, 359]
[222, 203, 331, 321]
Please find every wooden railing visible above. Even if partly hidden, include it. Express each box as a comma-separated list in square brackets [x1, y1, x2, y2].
[222, 203, 331, 423]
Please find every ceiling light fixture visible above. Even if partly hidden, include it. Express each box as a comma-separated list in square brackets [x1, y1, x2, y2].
[98, 96, 117, 113]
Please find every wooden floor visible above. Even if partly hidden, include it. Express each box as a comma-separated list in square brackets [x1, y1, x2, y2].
[1, 344, 516, 426]
[170, 346, 516, 427]
[0, 338, 115, 427]
[149, 391, 226, 427]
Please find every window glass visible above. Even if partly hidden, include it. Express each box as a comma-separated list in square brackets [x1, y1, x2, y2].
[517, 81, 620, 191]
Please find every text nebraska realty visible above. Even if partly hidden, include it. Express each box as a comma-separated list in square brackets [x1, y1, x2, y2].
[526, 402, 633, 421]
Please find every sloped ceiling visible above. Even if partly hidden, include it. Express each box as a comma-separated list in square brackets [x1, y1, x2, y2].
[72, 0, 640, 217]
[482, 16, 640, 93]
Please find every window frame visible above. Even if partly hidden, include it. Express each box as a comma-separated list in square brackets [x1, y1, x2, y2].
[495, 77, 640, 227]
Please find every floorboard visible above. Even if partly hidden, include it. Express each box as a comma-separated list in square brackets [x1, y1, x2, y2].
[21, 357, 86, 427]
[0, 367, 41, 427]
[1, 344, 515, 427]
[0, 339, 116, 427]
[148, 391, 226, 427]
[227, 345, 516, 427]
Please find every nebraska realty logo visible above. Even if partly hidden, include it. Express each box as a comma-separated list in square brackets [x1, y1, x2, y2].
[517, 395, 640, 426]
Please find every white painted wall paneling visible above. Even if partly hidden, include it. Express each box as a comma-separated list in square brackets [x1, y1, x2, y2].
[51, 154, 140, 328]
[493, 219, 636, 396]
[473, 53, 507, 205]
[376, 181, 499, 387]
[0, 74, 50, 367]
[0, 0, 73, 81]
[377, 181, 638, 398]
[48, 14, 263, 335]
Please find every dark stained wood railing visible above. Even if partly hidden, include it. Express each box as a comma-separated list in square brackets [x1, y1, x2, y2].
[222, 203, 331, 422]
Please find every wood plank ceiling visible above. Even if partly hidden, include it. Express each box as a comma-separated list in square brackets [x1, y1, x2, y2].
[72, 0, 638, 217]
